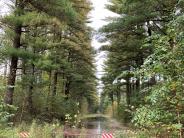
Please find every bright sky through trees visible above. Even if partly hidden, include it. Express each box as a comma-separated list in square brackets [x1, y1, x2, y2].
[89, 0, 116, 80]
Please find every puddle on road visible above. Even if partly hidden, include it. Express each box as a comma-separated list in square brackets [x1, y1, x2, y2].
[64, 115, 121, 137]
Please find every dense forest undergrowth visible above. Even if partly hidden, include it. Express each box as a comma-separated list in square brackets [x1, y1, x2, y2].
[0, 0, 184, 138]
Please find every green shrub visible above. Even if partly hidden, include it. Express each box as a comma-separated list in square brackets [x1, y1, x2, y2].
[0, 97, 17, 128]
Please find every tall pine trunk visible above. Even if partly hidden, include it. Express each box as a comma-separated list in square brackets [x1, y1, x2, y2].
[3, 61, 7, 81]
[126, 77, 131, 106]
[4, 0, 24, 105]
[136, 78, 140, 91]
[4, 25, 22, 105]
[45, 71, 52, 111]
[65, 79, 70, 99]
[51, 71, 58, 114]
[110, 92, 114, 117]
[52, 71, 58, 96]
[117, 91, 121, 106]
[116, 83, 121, 106]
[27, 64, 35, 115]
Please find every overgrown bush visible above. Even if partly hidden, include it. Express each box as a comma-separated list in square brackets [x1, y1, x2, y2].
[0, 97, 17, 127]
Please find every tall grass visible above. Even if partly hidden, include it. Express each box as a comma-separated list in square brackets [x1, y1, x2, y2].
[0, 121, 64, 138]
[114, 130, 154, 138]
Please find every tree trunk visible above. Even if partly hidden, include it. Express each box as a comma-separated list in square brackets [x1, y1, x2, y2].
[4, 24, 22, 105]
[51, 71, 58, 118]
[117, 91, 121, 106]
[117, 83, 121, 106]
[45, 71, 52, 111]
[65, 78, 70, 99]
[27, 64, 35, 115]
[150, 76, 156, 86]
[126, 78, 131, 106]
[136, 77, 140, 91]
[62, 73, 65, 94]
[110, 92, 114, 117]
[3, 61, 7, 81]
[52, 71, 58, 96]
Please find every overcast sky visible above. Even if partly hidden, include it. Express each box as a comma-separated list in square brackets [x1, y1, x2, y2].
[89, 0, 113, 30]
[0, 0, 10, 14]
[89, 0, 116, 80]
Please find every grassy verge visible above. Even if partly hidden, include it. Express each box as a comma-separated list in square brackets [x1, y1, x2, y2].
[0, 121, 64, 138]
[114, 130, 154, 138]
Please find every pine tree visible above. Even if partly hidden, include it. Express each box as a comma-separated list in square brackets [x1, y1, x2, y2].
[1, 0, 77, 105]
[100, 0, 179, 121]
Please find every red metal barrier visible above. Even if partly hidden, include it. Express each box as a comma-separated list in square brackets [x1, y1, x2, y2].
[19, 132, 30, 138]
[102, 133, 114, 138]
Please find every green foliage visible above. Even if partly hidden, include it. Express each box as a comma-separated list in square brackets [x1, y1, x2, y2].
[0, 98, 17, 127]
[100, 0, 184, 136]
[132, 105, 163, 128]
[128, 7, 184, 138]
[116, 103, 131, 123]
